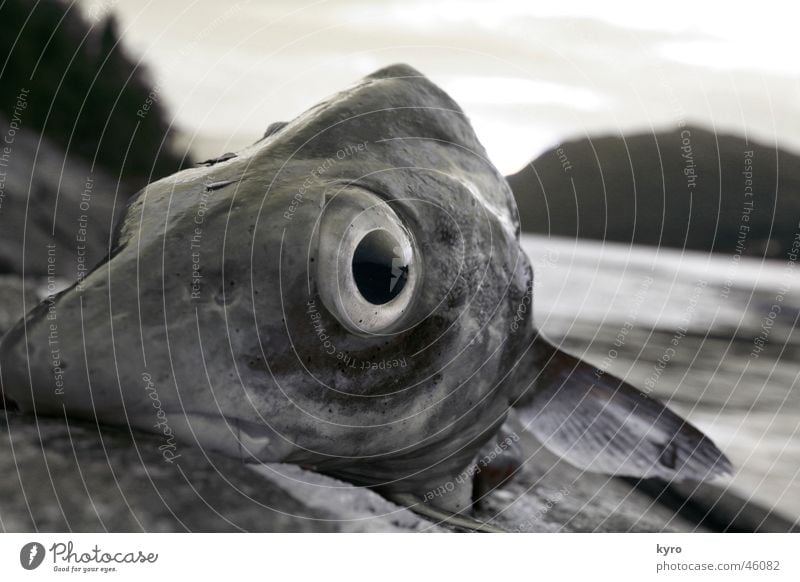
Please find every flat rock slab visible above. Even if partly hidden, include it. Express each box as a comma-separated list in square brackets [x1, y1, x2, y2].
[474, 432, 701, 533]
[0, 115, 122, 279]
[0, 414, 438, 532]
[0, 413, 701, 532]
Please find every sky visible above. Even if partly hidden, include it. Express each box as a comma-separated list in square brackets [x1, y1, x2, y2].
[67, 0, 800, 521]
[77, 0, 800, 174]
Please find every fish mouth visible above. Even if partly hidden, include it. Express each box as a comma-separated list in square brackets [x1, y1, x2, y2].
[161, 412, 290, 463]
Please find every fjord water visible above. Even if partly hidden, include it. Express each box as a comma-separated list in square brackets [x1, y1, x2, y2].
[523, 234, 800, 522]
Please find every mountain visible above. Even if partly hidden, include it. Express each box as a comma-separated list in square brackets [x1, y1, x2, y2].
[506, 126, 800, 259]
[0, 0, 188, 189]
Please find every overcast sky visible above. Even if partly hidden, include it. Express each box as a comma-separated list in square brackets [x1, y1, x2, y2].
[78, 0, 799, 173]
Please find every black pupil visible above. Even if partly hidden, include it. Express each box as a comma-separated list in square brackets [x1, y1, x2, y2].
[352, 230, 409, 305]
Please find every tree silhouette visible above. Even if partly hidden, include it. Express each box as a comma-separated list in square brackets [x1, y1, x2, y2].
[0, 0, 189, 191]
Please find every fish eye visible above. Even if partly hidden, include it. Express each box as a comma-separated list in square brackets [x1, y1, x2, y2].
[316, 188, 418, 335]
[352, 229, 409, 305]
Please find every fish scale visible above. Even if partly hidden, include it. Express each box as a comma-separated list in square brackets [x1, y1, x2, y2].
[0, 64, 730, 526]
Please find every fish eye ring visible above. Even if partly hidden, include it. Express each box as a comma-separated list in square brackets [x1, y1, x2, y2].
[316, 188, 418, 335]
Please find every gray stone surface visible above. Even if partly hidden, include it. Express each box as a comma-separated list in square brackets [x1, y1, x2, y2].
[0, 412, 702, 532]
[474, 431, 702, 533]
[0, 413, 438, 532]
[0, 113, 122, 278]
[0, 276, 37, 336]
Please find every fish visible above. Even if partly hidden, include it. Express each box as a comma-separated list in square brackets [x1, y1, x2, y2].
[0, 64, 731, 528]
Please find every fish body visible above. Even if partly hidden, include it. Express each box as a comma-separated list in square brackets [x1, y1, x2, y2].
[0, 65, 730, 516]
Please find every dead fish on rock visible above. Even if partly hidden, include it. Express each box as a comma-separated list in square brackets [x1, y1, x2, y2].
[0, 64, 731, 530]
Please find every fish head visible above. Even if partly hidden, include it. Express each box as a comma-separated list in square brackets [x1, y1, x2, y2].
[0, 64, 537, 493]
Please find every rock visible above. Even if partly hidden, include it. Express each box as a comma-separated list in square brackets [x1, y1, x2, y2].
[0, 412, 710, 532]
[507, 126, 800, 259]
[629, 479, 800, 533]
[0, 276, 37, 336]
[0, 413, 438, 532]
[0, 114, 123, 279]
[475, 431, 704, 533]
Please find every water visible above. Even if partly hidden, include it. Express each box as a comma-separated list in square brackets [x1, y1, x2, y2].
[522, 234, 800, 520]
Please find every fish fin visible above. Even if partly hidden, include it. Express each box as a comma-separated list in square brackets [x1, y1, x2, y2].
[516, 340, 732, 481]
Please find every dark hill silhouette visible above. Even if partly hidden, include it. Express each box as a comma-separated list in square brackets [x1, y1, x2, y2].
[0, 0, 188, 189]
[506, 126, 800, 259]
